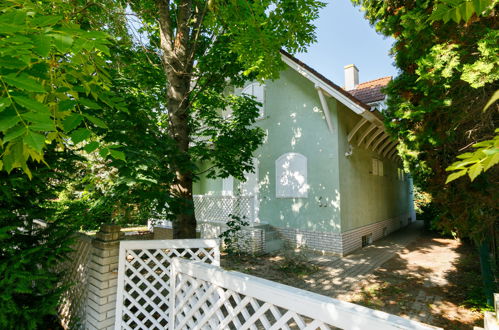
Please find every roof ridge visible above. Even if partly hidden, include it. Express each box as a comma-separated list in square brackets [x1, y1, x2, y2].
[355, 76, 392, 88]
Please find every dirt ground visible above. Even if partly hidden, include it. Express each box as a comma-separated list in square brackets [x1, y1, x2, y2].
[222, 232, 486, 329]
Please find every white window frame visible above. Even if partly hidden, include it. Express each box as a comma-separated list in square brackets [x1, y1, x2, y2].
[241, 82, 265, 120]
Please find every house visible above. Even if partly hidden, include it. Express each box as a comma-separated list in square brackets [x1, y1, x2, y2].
[193, 50, 415, 255]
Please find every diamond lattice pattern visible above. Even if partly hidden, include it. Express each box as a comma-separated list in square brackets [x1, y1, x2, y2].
[171, 272, 337, 330]
[193, 195, 255, 223]
[120, 246, 219, 329]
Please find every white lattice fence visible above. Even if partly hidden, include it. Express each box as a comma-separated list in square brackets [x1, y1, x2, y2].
[58, 233, 93, 329]
[170, 259, 441, 330]
[193, 195, 255, 223]
[114, 239, 220, 329]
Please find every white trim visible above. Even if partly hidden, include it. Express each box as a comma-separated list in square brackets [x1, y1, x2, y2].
[347, 118, 368, 143]
[171, 259, 440, 330]
[282, 54, 377, 119]
[316, 87, 334, 132]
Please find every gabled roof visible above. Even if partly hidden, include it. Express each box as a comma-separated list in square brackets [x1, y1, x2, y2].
[280, 50, 370, 112]
[279, 50, 383, 124]
[348, 76, 391, 104]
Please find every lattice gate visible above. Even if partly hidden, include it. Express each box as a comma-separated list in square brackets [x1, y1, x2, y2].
[114, 239, 220, 329]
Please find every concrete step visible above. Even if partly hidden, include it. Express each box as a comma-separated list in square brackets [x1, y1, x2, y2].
[265, 239, 284, 253]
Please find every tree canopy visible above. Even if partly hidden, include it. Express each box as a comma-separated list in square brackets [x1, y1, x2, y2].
[352, 0, 497, 241]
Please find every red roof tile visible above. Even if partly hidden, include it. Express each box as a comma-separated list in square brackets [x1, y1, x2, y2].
[348, 76, 391, 104]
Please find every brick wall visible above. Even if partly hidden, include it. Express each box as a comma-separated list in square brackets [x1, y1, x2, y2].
[58, 233, 93, 329]
[341, 213, 411, 255]
[274, 227, 343, 254]
[272, 213, 411, 256]
[58, 224, 122, 330]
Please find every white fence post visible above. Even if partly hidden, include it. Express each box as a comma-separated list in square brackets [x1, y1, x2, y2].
[114, 239, 220, 329]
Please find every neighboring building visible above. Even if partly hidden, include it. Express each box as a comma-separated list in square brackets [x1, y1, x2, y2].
[193, 50, 415, 255]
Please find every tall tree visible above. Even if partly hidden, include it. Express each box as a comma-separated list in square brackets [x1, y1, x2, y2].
[121, 0, 325, 238]
[352, 0, 497, 303]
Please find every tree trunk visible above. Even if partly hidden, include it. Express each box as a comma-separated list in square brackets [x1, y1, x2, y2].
[156, 0, 198, 239]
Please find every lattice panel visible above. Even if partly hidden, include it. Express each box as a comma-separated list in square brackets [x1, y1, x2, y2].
[57, 234, 93, 329]
[115, 240, 220, 330]
[193, 195, 255, 223]
[171, 272, 335, 330]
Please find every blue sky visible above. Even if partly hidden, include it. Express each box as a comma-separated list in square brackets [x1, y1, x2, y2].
[295, 0, 398, 86]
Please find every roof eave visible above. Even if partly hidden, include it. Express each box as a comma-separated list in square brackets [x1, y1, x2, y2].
[280, 51, 384, 126]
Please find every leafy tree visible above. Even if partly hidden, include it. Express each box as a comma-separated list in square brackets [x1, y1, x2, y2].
[0, 0, 125, 176]
[352, 0, 497, 304]
[0, 145, 83, 328]
[0, 1, 125, 326]
[115, 0, 326, 238]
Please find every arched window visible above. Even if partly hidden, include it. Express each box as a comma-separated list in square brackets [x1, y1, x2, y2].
[275, 153, 309, 198]
[242, 82, 265, 119]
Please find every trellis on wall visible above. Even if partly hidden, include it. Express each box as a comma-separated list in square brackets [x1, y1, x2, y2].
[114, 239, 220, 329]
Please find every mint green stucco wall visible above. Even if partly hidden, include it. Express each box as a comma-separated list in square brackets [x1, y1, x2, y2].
[336, 106, 411, 232]
[192, 162, 223, 195]
[254, 68, 341, 233]
[193, 64, 412, 235]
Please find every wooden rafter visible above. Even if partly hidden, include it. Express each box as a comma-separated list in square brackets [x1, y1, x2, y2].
[365, 129, 384, 149]
[347, 118, 368, 143]
[372, 134, 389, 153]
[357, 123, 377, 146]
[382, 141, 398, 157]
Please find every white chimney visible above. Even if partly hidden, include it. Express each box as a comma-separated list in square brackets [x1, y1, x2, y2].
[344, 64, 359, 91]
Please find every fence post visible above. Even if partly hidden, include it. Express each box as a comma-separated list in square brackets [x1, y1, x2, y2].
[86, 224, 122, 330]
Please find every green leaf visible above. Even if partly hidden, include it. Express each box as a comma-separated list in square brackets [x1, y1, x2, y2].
[468, 162, 483, 181]
[62, 114, 83, 132]
[12, 96, 50, 113]
[31, 15, 62, 27]
[445, 169, 467, 184]
[3, 125, 26, 143]
[0, 109, 21, 131]
[70, 128, 91, 144]
[109, 149, 126, 161]
[58, 99, 77, 111]
[79, 98, 101, 109]
[83, 114, 107, 128]
[483, 90, 498, 111]
[456, 152, 474, 159]
[99, 147, 109, 158]
[0, 98, 11, 112]
[23, 130, 45, 152]
[483, 152, 499, 171]
[3, 74, 45, 93]
[473, 0, 483, 13]
[83, 141, 99, 153]
[49, 33, 73, 53]
[30, 34, 51, 57]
